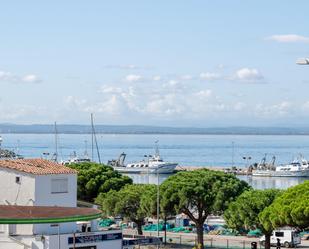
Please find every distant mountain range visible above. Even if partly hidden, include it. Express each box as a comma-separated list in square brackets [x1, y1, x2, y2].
[0, 124, 309, 135]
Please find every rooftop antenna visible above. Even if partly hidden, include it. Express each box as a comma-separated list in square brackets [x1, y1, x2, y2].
[91, 113, 101, 164]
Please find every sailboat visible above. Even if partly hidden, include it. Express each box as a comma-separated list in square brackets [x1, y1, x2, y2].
[61, 114, 101, 165]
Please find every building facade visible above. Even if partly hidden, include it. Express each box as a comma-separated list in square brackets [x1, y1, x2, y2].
[0, 159, 123, 249]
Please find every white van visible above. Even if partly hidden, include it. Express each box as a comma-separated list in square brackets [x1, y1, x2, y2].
[260, 229, 301, 248]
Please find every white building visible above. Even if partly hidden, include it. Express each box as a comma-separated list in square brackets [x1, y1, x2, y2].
[0, 159, 123, 249]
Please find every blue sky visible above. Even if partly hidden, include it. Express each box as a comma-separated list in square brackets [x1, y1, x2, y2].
[1, 1, 309, 126]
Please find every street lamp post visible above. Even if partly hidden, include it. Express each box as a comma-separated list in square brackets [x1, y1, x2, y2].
[242, 156, 252, 173]
[155, 164, 167, 248]
[157, 166, 160, 238]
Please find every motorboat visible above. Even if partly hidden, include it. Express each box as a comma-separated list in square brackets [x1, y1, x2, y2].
[62, 151, 91, 165]
[108, 142, 178, 174]
[252, 155, 309, 177]
[125, 154, 177, 174]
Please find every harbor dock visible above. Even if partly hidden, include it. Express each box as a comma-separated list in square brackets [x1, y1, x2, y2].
[176, 165, 250, 175]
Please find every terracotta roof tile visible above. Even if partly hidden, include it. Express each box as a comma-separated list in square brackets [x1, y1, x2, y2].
[0, 159, 77, 175]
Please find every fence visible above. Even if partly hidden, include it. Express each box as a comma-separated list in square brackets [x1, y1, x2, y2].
[126, 232, 263, 249]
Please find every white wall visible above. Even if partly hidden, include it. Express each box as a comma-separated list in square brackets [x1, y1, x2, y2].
[0, 169, 35, 206]
[0, 169, 77, 236]
[0, 236, 25, 249]
[44, 230, 122, 249]
[33, 174, 77, 235]
[33, 223, 77, 236]
[34, 174, 77, 207]
[0, 169, 36, 235]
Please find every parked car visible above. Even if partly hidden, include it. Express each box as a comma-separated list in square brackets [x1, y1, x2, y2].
[260, 229, 301, 248]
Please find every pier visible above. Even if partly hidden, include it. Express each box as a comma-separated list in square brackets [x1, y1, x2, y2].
[176, 165, 250, 175]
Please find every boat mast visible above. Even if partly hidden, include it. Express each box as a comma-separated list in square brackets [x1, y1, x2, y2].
[231, 141, 235, 168]
[54, 122, 58, 162]
[91, 113, 101, 164]
[155, 140, 159, 157]
[84, 140, 88, 157]
[91, 114, 94, 161]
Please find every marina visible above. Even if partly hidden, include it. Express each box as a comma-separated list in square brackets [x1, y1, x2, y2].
[3, 1, 309, 248]
[3, 133, 309, 167]
[1, 133, 309, 190]
[122, 172, 309, 190]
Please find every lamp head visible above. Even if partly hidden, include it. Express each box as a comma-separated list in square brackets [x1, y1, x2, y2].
[296, 58, 309, 65]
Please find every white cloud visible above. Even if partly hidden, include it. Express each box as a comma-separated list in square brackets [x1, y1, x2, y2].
[153, 75, 161, 81]
[266, 34, 309, 43]
[0, 70, 42, 83]
[64, 96, 87, 108]
[145, 94, 186, 116]
[99, 85, 123, 94]
[199, 72, 220, 81]
[0, 104, 47, 121]
[255, 101, 292, 117]
[21, 74, 41, 83]
[124, 74, 143, 82]
[89, 95, 128, 115]
[103, 64, 151, 70]
[168, 80, 179, 86]
[233, 102, 246, 111]
[302, 101, 309, 111]
[180, 74, 193, 80]
[234, 68, 264, 81]
[195, 89, 212, 98]
[0, 71, 14, 81]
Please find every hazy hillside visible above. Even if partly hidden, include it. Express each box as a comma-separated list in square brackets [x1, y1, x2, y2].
[0, 124, 308, 135]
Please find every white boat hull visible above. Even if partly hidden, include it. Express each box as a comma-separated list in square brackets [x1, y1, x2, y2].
[113, 163, 177, 174]
[252, 169, 309, 177]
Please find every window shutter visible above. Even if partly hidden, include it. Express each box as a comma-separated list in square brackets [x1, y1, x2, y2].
[51, 178, 68, 193]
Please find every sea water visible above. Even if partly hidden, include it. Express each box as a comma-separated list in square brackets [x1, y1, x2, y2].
[1, 133, 309, 189]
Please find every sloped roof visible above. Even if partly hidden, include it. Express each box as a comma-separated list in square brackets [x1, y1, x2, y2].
[0, 158, 77, 175]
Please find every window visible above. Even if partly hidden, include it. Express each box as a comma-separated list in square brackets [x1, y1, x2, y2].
[51, 178, 68, 194]
[275, 232, 284, 237]
[15, 176, 21, 184]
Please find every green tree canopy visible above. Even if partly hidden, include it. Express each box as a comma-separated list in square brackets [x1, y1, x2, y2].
[224, 189, 282, 249]
[260, 180, 309, 231]
[96, 184, 156, 235]
[68, 162, 132, 202]
[160, 169, 249, 247]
